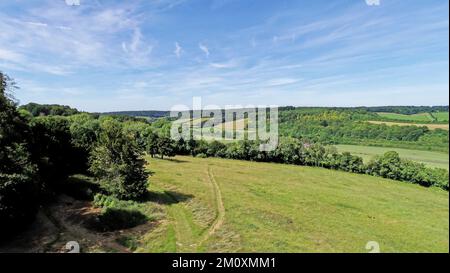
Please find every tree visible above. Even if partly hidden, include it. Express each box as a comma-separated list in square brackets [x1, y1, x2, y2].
[366, 151, 402, 180]
[0, 72, 38, 238]
[67, 113, 100, 173]
[29, 116, 76, 191]
[89, 118, 149, 200]
[157, 136, 176, 159]
[146, 132, 159, 158]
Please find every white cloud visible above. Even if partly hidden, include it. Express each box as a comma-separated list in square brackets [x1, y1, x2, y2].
[210, 59, 239, 68]
[266, 78, 300, 86]
[174, 42, 182, 58]
[26, 21, 48, 27]
[199, 43, 210, 57]
[0, 48, 26, 62]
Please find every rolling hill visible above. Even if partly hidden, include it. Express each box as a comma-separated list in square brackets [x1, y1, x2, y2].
[137, 156, 449, 253]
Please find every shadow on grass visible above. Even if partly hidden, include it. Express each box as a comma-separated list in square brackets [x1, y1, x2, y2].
[85, 207, 148, 232]
[143, 190, 194, 205]
[154, 157, 189, 163]
[62, 175, 101, 200]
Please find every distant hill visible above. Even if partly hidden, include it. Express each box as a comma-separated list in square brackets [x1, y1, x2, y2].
[101, 106, 449, 117]
[99, 110, 170, 119]
[19, 103, 80, 117]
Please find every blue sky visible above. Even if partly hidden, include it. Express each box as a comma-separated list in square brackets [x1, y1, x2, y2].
[0, 0, 448, 112]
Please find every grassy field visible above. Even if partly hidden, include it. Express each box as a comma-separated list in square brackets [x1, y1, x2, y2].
[135, 156, 448, 253]
[335, 144, 449, 169]
[376, 112, 435, 122]
[368, 120, 449, 130]
[432, 112, 450, 122]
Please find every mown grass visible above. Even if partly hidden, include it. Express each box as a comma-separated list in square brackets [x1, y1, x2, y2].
[335, 144, 449, 170]
[138, 156, 449, 253]
[368, 120, 449, 130]
[432, 112, 450, 122]
[377, 112, 435, 122]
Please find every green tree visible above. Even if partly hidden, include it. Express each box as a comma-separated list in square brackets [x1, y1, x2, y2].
[0, 72, 38, 237]
[89, 118, 149, 200]
[157, 136, 176, 159]
[146, 131, 160, 158]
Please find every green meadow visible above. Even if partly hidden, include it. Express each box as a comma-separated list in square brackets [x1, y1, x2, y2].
[376, 112, 435, 122]
[432, 112, 450, 122]
[335, 144, 449, 170]
[135, 156, 449, 253]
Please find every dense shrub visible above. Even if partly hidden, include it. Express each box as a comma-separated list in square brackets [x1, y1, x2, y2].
[196, 153, 207, 158]
[90, 193, 147, 231]
[0, 174, 38, 237]
[366, 152, 449, 189]
[94, 208, 147, 231]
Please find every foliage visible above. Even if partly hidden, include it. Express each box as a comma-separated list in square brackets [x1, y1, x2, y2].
[278, 109, 449, 152]
[0, 72, 38, 237]
[19, 102, 79, 117]
[90, 193, 148, 231]
[169, 138, 448, 190]
[366, 151, 449, 189]
[89, 118, 149, 200]
[28, 116, 76, 192]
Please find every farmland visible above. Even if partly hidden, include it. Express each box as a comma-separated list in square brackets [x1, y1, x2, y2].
[334, 145, 449, 169]
[367, 121, 449, 131]
[135, 156, 449, 253]
[376, 112, 435, 122]
[431, 112, 450, 122]
[376, 111, 450, 123]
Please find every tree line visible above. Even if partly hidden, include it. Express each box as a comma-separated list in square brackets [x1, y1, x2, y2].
[1, 72, 149, 239]
[145, 136, 448, 191]
[19, 102, 79, 117]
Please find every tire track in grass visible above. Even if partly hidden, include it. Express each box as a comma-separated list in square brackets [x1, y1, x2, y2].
[164, 192, 196, 252]
[198, 166, 226, 248]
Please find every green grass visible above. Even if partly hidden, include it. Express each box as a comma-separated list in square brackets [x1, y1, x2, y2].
[335, 144, 449, 170]
[432, 112, 450, 122]
[377, 112, 435, 122]
[137, 156, 449, 253]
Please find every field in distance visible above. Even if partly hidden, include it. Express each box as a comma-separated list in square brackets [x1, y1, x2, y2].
[137, 156, 449, 253]
[376, 111, 449, 123]
[368, 121, 449, 130]
[335, 144, 449, 170]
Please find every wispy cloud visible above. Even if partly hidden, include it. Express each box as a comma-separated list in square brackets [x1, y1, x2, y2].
[199, 43, 210, 57]
[210, 59, 239, 69]
[0, 0, 447, 111]
[174, 42, 182, 58]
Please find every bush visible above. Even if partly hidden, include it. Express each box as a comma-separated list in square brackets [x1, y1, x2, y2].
[0, 174, 38, 237]
[89, 193, 147, 231]
[196, 153, 207, 158]
[90, 207, 147, 231]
